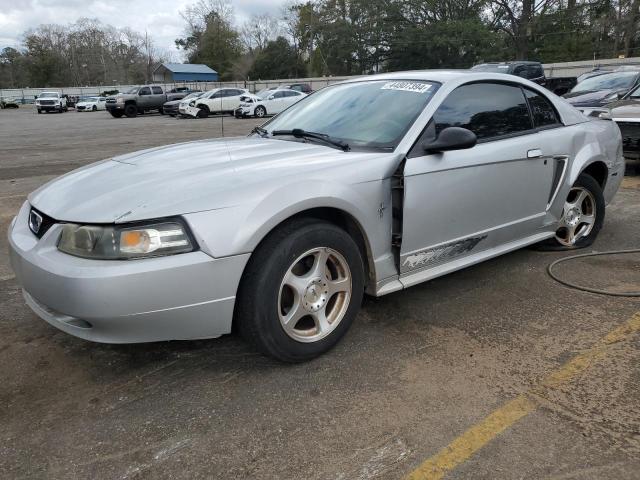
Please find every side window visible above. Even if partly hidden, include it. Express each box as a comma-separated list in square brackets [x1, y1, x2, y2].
[274, 91, 287, 99]
[431, 83, 533, 141]
[152, 86, 163, 94]
[210, 92, 221, 99]
[523, 88, 561, 128]
[139, 87, 151, 95]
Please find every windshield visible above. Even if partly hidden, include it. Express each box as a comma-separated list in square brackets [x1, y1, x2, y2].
[182, 92, 202, 100]
[123, 87, 140, 94]
[39, 93, 59, 98]
[471, 64, 511, 73]
[264, 80, 439, 149]
[82, 97, 99, 102]
[572, 71, 638, 93]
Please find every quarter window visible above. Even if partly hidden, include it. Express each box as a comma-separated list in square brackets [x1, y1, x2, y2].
[431, 83, 533, 140]
[523, 88, 560, 127]
[152, 86, 163, 94]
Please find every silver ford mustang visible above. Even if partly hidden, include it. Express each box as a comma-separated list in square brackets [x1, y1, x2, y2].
[9, 71, 624, 362]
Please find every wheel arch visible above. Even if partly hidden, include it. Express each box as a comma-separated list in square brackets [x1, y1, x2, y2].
[244, 206, 376, 293]
[580, 160, 608, 189]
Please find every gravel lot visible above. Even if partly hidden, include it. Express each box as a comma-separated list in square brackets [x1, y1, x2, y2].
[1, 107, 639, 479]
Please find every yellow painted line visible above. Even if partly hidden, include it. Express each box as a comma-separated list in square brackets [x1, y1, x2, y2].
[404, 312, 640, 480]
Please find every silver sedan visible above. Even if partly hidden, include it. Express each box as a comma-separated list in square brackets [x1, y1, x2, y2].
[9, 71, 624, 361]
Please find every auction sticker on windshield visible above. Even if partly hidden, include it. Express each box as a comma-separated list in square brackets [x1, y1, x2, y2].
[381, 81, 432, 93]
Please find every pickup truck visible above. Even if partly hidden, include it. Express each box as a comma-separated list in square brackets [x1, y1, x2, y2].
[105, 85, 191, 118]
[35, 92, 68, 113]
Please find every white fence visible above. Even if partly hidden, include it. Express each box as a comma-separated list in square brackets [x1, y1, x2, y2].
[3, 56, 640, 102]
[0, 76, 353, 103]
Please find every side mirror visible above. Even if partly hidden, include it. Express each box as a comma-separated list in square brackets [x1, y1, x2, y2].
[423, 127, 477, 154]
[268, 95, 275, 100]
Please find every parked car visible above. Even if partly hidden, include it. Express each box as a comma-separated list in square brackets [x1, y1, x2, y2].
[163, 91, 204, 117]
[75, 96, 107, 112]
[9, 71, 623, 362]
[576, 68, 613, 84]
[607, 84, 640, 164]
[179, 87, 249, 118]
[105, 85, 193, 118]
[235, 89, 307, 118]
[35, 92, 68, 114]
[0, 97, 20, 109]
[563, 70, 640, 111]
[286, 83, 313, 94]
[471, 61, 546, 85]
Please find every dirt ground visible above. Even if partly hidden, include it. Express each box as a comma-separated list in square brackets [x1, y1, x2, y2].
[1, 107, 639, 479]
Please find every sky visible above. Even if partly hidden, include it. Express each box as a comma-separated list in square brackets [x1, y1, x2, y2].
[0, 0, 287, 59]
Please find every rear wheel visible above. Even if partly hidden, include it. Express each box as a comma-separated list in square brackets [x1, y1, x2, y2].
[255, 105, 266, 118]
[541, 173, 605, 250]
[124, 104, 137, 118]
[236, 219, 364, 362]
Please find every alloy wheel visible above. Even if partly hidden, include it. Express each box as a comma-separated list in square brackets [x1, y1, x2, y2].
[555, 186, 597, 246]
[278, 247, 352, 343]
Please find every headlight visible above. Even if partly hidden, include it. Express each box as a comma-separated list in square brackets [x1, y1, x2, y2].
[57, 220, 195, 259]
[189, 101, 196, 107]
[116, 97, 124, 104]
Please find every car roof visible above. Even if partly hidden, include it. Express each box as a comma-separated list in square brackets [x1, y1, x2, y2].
[340, 69, 531, 84]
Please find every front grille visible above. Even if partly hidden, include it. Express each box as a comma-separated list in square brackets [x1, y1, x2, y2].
[617, 121, 640, 152]
[28, 207, 56, 239]
[40, 100, 55, 105]
[77, 106, 85, 110]
[106, 98, 116, 103]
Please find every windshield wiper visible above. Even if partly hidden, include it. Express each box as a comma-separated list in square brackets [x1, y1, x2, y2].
[251, 125, 268, 137]
[271, 128, 350, 151]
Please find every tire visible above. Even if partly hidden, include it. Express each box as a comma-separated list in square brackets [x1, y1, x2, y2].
[37, 109, 42, 114]
[255, 105, 266, 118]
[92, 105, 97, 111]
[236, 218, 365, 362]
[539, 173, 605, 250]
[109, 110, 124, 118]
[196, 105, 209, 118]
[124, 104, 137, 118]
[159, 107, 165, 115]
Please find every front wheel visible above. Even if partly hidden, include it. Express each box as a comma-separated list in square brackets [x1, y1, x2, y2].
[196, 105, 209, 118]
[254, 105, 266, 118]
[236, 219, 365, 362]
[124, 104, 137, 118]
[547, 173, 605, 250]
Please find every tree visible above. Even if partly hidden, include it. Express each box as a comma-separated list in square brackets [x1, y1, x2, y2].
[249, 37, 306, 79]
[175, 0, 243, 80]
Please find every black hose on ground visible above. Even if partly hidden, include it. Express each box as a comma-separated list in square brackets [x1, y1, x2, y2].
[547, 249, 640, 297]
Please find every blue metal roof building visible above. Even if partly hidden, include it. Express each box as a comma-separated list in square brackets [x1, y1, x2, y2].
[153, 63, 219, 82]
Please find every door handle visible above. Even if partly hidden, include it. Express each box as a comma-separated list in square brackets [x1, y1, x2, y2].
[527, 149, 542, 158]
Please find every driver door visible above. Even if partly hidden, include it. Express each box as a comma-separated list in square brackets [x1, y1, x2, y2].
[400, 82, 557, 275]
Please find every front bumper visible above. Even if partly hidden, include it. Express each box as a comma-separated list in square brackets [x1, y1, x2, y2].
[8, 202, 249, 343]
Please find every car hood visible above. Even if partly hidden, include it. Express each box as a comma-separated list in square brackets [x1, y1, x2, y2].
[29, 137, 397, 223]
[76, 102, 95, 106]
[563, 88, 620, 106]
[609, 98, 640, 118]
